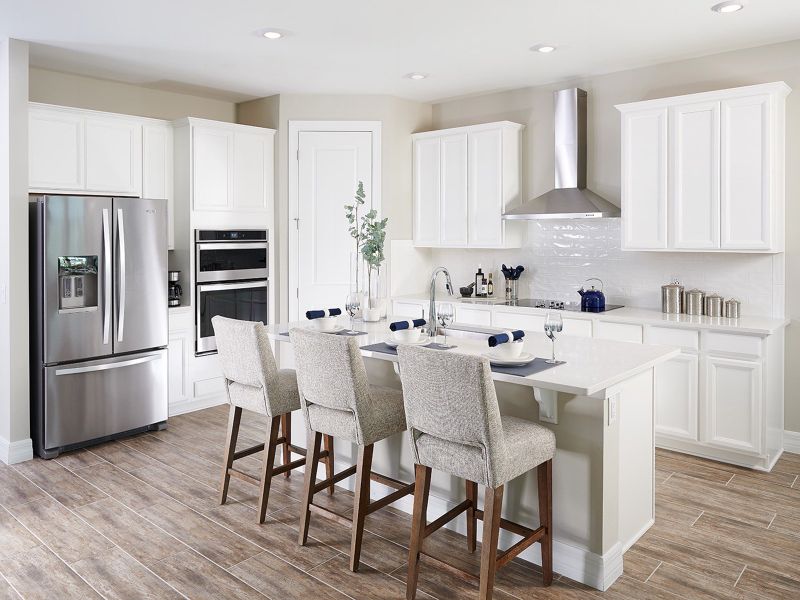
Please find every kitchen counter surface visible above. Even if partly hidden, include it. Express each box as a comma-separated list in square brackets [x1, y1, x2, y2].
[266, 317, 678, 397]
[392, 294, 789, 335]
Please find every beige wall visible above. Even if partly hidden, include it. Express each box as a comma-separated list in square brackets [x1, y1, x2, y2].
[432, 39, 800, 432]
[238, 94, 433, 323]
[29, 67, 237, 122]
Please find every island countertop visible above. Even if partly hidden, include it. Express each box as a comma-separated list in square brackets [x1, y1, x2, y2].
[265, 317, 679, 397]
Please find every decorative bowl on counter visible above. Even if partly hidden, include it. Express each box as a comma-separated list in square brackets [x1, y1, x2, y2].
[492, 339, 524, 359]
[311, 316, 339, 332]
[392, 328, 423, 343]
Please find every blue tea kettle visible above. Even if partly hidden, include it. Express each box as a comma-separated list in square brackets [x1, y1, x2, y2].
[578, 278, 606, 312]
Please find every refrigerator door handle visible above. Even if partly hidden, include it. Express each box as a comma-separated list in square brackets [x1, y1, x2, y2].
[117, 208, 126, 343]
[55, 353, 161, 376]
[102, 208, 111, 345]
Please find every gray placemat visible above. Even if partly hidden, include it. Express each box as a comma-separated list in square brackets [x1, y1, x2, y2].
[491, 358, 564, 377]
[278, 329, 367, 337]
[360, 342, 455, 355]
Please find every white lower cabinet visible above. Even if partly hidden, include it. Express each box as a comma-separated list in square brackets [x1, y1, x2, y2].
[455, 306, 492, 327]
[703, 355, 762, 453]
[595, 321, 643, 343]
[167, 311, 192, 410]
[392, 300, 426, 320]
[654, 352, 699, 441]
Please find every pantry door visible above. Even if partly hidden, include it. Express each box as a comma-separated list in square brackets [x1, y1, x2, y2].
[289, 122, 380, 321]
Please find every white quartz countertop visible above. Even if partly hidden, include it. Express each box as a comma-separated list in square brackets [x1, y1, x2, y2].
[392, 294, 789, 335]
[266, 317, 678, 397]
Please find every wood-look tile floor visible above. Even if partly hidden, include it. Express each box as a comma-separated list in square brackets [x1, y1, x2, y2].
[1, 404, 799, 599]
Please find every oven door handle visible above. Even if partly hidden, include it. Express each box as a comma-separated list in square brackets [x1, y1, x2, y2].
[197, 281, 267, 293]
[196, 242, 268, 251]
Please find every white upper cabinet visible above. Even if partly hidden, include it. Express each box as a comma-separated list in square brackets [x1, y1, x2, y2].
[84, 116, 142, 195]
[143, 123, 174, 249]
[620, 108, 668, 249]
[412, 121, 522, 248]
[29, 108, 84, 191]
[188, 119, 275, 212]
[617, 82, 789, 253]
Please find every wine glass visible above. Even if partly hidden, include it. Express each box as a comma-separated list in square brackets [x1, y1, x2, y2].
[437, 302, 455, 348]
[345, 293, 361, 334]
[544, 313, 563, 364]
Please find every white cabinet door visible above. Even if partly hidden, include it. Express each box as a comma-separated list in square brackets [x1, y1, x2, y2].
[413, 137, 441, 246]
[704, 356, 762, 453]
[167, 331, 190, 408]
[621, 108, 668, 249]
[455, 306, 492, 327]
[655, 352, 699, 441]
[440, 133, 468, 246]
[193, 126, 233, 210]
[29, 108, 84, 191]
[85, 116, 142, 195]
[468, 128, 504, 247]
[669, 102, 720, 249]
[493, 310, 545, 333]
[143, 123, 174, 248]
[233, 131, 271, 211]
[392, 301, 426, 320]
[720, 94, 772, 250]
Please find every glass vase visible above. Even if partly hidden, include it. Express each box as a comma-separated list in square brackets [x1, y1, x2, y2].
[362, 266, 385, 322]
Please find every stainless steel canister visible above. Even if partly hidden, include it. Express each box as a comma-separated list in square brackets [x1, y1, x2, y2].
[661, 281, 684, 314]
[683, 289, 705, 316]
[704, 293, 724, 317]
[724, 298, 741, 319]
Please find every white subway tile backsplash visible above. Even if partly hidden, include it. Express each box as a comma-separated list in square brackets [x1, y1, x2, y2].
[427, 219, 781, 317]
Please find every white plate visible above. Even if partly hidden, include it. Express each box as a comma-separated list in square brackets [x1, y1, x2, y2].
[306, 324, 346, 334]
[481, 351, 536, 366]
[385, 337, 431, 348]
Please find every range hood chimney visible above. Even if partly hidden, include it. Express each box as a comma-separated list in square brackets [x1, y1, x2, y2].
[503, 88, 620, 220]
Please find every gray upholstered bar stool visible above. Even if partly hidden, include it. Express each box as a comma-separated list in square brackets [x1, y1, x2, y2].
[397, 345, 555, 600]
[289, 327, 415, 572]
[213, 316, 329, 524]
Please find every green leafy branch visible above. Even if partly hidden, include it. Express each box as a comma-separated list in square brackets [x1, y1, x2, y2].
[344, 180, 387, 274]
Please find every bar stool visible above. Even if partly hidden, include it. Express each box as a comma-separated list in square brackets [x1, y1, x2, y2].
[397, 345, 555, 600]
[213, 316, 331, 524]
[289, 327, 415, 571]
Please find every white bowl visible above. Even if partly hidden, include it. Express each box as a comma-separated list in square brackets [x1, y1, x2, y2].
[493, 339, 524, 359]
[311, 316, 339, 332]
[392, 327, 422, 343]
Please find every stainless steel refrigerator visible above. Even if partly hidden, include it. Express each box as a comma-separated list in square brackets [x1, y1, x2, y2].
[30, 195, 169, 458]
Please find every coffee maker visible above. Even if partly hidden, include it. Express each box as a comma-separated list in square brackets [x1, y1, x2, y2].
[168, 270, 183, 307]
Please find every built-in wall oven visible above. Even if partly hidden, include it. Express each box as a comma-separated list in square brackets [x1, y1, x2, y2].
[195, 229, 268, 354]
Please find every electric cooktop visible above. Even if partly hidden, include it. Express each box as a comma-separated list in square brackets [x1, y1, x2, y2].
[506, 298, 624, 312]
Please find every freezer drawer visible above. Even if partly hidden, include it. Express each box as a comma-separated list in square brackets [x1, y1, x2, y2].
[43, 349, 167, 450]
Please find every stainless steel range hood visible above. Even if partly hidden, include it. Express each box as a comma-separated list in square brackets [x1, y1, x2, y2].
[503, 88, 620, 220]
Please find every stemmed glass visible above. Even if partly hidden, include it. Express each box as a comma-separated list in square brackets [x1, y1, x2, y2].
[437, 302, 455, 348]
[345, 293, 361, 334]
[544, 313, 563, 364]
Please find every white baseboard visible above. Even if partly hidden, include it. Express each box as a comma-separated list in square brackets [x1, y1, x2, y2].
[784, 430, 800, 455]
[169, 395, 227, 417]
[0, 436, 33, 465]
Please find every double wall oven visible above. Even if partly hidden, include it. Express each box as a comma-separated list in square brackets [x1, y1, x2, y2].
[195, 229, 268, 354]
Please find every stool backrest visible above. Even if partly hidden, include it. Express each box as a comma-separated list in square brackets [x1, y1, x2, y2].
[212, 316, 278, 409]
[289, 327, 370, 414]
[397, 345, 506, 471]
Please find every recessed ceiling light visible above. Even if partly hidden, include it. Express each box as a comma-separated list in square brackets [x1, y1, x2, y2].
[531, 44, 557, 54]
[262, 30, 283, 39]
[711, 1, 744, 13]
[406, 73, 428, 80]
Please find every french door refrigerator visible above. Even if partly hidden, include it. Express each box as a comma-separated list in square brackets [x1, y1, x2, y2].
[30, 195, 169, 458]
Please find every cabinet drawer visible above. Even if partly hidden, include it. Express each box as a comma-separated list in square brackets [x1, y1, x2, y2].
[596, 321, 643, 343]
[562, 318, 593, 338]
[705, 331, 763, 358]
[392, 301, 425, 320]
[646, 326, 699, 352]
[493, 310, 545, 332]
[455, 306, 492, 327]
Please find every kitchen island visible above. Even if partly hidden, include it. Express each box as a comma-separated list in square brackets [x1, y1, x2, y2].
[267, 318, 678, 590]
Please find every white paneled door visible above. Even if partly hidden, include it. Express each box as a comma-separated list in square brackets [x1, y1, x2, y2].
[295, 130, 373, 318]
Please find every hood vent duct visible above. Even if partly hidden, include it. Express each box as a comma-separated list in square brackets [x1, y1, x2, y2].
[503, 88, 620, 220]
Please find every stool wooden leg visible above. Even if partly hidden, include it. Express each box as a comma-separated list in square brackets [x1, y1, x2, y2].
[537, 459, 553, 586]
[281, 414, 292, 478]
[349, 444, 374, 572]
[323, 434, 335, 495]
[479, 485, 504, 600]
[407, 464, 431, 600]
[257, 416, 281, 524]
[219, 405, 242, 505]
[298, 430, 322, 545]
[466, 480, 478, 553]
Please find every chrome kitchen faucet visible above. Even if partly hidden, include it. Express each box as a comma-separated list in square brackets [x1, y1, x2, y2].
[428, 266, 454, 338]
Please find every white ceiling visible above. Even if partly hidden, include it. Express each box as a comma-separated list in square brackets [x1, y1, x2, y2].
[3, 0, 799, 104]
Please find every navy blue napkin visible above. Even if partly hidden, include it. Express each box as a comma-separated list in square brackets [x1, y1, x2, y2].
[488, 330, 525, 347]
[306, 308, 342, 320]
[389, 318, 426, 331]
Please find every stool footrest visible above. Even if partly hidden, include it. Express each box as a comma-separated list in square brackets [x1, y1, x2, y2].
[366, 482, 415, 516]
[288, 444, 307, 456]
[496, 526, 545, 569]
[474, 509, 536, 539]
[424, 500, 472, 538]
[309, 503, 352, 528]
[271, 456, 306, 476]
[313, 464, 357, 494]
[232, 443, 265, 461]
[369, 472, 411, 490]
[419, 552, 479, 583]
[227, 468, 260, 486]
